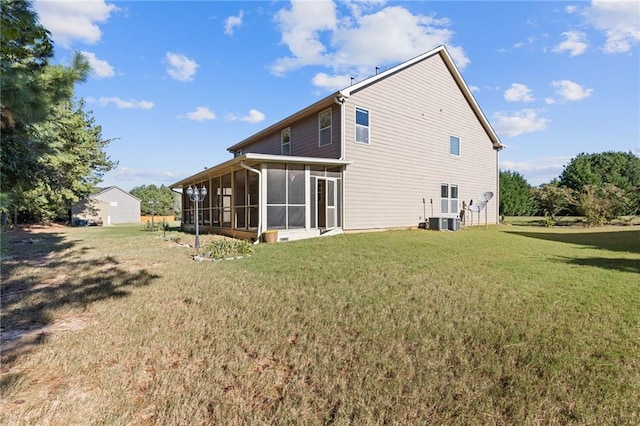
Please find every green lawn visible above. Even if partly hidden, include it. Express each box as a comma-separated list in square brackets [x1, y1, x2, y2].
[1, 223, 639, 424]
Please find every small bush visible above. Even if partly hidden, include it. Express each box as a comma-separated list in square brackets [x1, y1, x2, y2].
[578, 183, 632, 226]
[203, 239, 253, 259]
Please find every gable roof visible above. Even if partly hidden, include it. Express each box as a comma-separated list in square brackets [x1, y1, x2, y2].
[91, 186, 141, 202]
[228, 45, 503, 153]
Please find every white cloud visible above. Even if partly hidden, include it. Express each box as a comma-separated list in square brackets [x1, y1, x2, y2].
[35, 0, 117, 48]
[501, 156, 572, 173]
[110, 166, 177, 184]
[183, 107, 216, 121]
[500, 156, 572, 186]
[88, 96, 154, 109]
[224, 10, 244, 35]
[551, 80, 593, 101]
[81, 51, 115, 79]
[504, 83, 535, 102]
[468, 85, 480, 92]
[226, 109, 266, 124]
[270, 1, 469, 84]
[566, 5, 578, 14]
[271, 0, 337, 74]
[585, 0, 640, 53]
[312, 72, 352, 91]
[544, 97, 556, 105]
[493, 109, 549, 137]
[165, 52, 198, 82]
[553, 31, 589, 56]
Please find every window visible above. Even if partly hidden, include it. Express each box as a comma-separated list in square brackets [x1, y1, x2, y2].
[440, 183, 459, 214]
[450, 136, 460, 156]
[355, 107, 369, 144]
[319, 109, 332, 147]
[281, 128, 291, 156]
[266, 164, 306, 229]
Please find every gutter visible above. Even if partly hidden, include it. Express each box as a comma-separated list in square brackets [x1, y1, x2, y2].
[240, 161, 262, 244]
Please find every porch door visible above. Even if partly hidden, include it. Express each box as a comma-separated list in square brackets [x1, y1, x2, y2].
[316, 178, 337, 230]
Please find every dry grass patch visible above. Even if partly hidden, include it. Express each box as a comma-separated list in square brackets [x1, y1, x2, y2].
[1, 223, 639, 424]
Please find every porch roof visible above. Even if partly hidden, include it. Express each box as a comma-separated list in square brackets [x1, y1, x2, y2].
[170, 153, 352, 190]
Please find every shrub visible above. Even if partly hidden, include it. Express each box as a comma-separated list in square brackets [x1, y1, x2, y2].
[578, 183, 632, 226]
[203, 239, 254, 259]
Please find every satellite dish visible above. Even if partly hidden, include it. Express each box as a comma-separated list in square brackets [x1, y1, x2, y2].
[478, 191, 494, 202]
[468, 202, 486, 212]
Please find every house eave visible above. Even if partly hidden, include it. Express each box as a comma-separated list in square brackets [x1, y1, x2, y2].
[170, 153, 352, 189]
[226, 96, 340, 153]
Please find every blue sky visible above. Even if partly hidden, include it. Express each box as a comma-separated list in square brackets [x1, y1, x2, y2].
[34, 0, 640, 190]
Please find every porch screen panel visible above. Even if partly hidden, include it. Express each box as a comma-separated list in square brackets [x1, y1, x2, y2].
[288, 206, 305, 228]
[222, 173, 232, 227]
[234, 170, 246, 228]
[267, 165, 286, 204]
[326, 180, 336, 229]
[267, 206, 286, 229]
[310, 177, 317, 229]
[266, 164, 306, 230]
[211, 177, 221, 226]
[248, 172, 259, 229]
[287, 166, 305, 229]
[288, 166, 305, 204]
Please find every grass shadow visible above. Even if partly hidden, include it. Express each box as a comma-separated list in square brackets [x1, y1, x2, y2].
[505, 229, 640, 254]
[554, 256, 640, 274]
[1, 226, 160, 362]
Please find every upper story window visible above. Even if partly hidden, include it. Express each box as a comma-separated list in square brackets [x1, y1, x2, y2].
[319, 109, 332, 147]
[281, 127, 291, 156]
[355, 107, 370, 144]
[450, 136, 460, 156]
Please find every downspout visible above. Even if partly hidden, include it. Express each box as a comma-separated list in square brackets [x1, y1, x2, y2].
[240, 161, 262, 244]
[334, 92, 348, 230]
[495, 146, 502, 224]
[334, 92, 348, 160]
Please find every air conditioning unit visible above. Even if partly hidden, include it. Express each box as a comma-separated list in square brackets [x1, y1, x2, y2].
[428, 217, 447, 230]
[428, 217, 460, 231]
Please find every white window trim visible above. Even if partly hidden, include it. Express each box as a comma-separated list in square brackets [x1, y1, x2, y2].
[355, 106, 370, 145]
[281, 127, 291, 156]
[440, 182, 459, 215]
[450, 135, 461, 157]
[318, 108, 332, 147]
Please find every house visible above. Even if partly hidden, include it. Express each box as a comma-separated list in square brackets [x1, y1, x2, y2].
[170, 45, 504, 242]
[71, 186, 141, 225]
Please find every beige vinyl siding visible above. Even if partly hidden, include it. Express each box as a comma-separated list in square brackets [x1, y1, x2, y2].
[240, 107, 342, 159]
[342, 52, 498, 230]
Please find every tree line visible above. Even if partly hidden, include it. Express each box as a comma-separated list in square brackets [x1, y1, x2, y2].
[500, 151, 640, 225]
[129, 184, 180, 217]
[1, 0, 116, 224]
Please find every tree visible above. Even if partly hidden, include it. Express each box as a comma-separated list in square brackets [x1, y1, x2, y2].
[531, 181, 574, 220]
[1, 0, 53, 128]
[1, 52, 92, 192]
[16, 100, 117, 222]
[577, 183, 634, 226]
[130, 185, 177, 216]
[499, 170, 534, 216]
[1, 0, 116, 223]
[560, 151, 640, 215]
